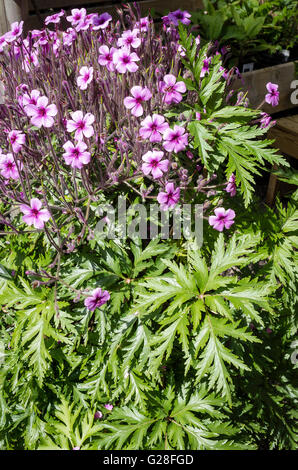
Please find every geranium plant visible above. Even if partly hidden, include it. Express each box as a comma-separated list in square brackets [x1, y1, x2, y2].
[0, 4, 297, 450]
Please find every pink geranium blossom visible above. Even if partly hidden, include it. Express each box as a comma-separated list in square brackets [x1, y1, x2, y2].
[157, 182, 180, 210]
[0, 33, 8, 52]
[92, 12, 112, 30]
[225, 174, 236, 197]
[139, 114, 169, 142]
[94, 411, 103, 419]
[117, 29, 141, 49]
[168, 9, 191, 25]
[20, 198, 51, 229]
[209, 207, 235, 231]
[159, 74, 186, 105]
[84, 288, 110, 311]
[142, 150, 169, 179]
[45, 10, 64, 25]
[104, 404, 113, 411]
[22, 50, 39, 73]
[66, 8, 86, 26]
[22, 89, 40, 107]
[163, 125, 188, 153]
[66, 111, 95, 140]
[0, 153, 23, 180]
[62, 141, 91, 169]
[260, 112, 276, 129]
[113, 47, 140, 73]
[98, 45, 117, 71]
[8, 130, 26, 153]
[6, 22, 24, 43]
[77, 66, 93, 90]
[201, 58, 211, 78]
[63, 28, 77, 46]
[134, 17, 150, 32]
[124, 86, 152, 117]
[265, 82, 279, 107]
[25, 96, 57, 128]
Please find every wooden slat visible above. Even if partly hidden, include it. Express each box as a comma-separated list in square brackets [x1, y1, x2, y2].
[268, 117, 298, 159]
[233, 61, 298, 114]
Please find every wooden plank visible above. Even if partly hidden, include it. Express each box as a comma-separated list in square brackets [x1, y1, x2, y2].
[233, 61, 298, 114]
[275, 115, 298, 135]
[268, 124, 298, 160]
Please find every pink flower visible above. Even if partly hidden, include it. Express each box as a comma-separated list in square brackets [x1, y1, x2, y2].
[92, 12, 112, 30]
[77, 66, 93, 90]
[260, 112, 276, 129]
[62, 140, 91, 169]
[66, 8, 86, 26]
[142, 150, 169, 179]
[8, 130, 26, 153]
[25, 96, 57, 128]
[163, 125, 188, 153]
[94, 411, 103, 419]
[84, 288, 110, 311]
[72, 447, 80, 450]
[157, 182, 180, 211]
[0, 33, 8, 52]
[0, 153, 22, 180]
[159, 74, 186, 105]
[124, 86, 152, 117]
[22, 89, 40, 107]
[104, 404, 113, 411]
[265, 82, 279, 107]
[75, 15, 93, 32]
[168, 9, 191, 25]
[20, 198, 51, 229]
[209, 207, 235, 231]
[117, 29, 141, 49]
[98, 45, 117, 71]
[45, 10, 64, 25]
[113, 47, 140, 73]
[63, 28, 77, 46]
[139, 114, 169, 142]
[66, 111, 95, 140]
[6, 21, 24, 42]
[22, 50, 39, 73]
[201, 58, 211, 78]
[225, 174, 236, 197]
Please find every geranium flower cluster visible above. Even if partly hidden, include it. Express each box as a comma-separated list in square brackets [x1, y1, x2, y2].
[0, 3, 247, 248]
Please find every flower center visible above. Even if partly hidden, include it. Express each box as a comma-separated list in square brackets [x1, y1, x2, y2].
[38, 107, 47, 117]
[171, 132, 180, 142]
[72, 148, 80, 158]
[77, 121, 86, 130]
[122, 55, 130, 64]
